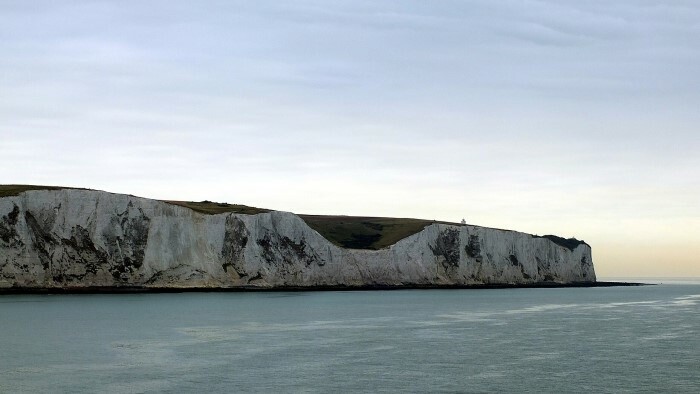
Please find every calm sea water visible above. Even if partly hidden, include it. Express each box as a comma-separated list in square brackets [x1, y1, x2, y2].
[1, 281, 698, 393]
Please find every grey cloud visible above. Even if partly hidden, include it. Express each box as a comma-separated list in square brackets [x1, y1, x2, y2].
[1, 1, 698, 221]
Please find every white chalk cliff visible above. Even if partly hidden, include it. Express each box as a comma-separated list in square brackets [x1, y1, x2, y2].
[0, 189, 595, 289]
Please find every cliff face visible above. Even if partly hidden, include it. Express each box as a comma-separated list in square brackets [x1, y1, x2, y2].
[0, 190, 595, 289]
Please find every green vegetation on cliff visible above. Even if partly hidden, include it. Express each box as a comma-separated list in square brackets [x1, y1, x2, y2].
[534, 235, 587, 251]
[161, 200, 445, 249]
[162, 201, 440, 249]
[298, 215, 441, 250]
[0, 185, 82, 198]
[165, 200, 271, 215]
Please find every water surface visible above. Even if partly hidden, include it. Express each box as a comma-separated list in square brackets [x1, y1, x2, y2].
[1, 283, 698, 393]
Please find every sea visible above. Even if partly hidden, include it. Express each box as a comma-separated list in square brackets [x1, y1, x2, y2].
[1, 279, 698, 393]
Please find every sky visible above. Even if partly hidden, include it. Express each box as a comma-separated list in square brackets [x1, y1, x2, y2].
[1, 0, 699, 277]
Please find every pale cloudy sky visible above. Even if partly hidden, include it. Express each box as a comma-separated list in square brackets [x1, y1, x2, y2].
[1, 1, 699, 277]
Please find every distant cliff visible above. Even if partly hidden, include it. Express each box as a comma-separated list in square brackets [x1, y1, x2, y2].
[0, 188, 595, 290]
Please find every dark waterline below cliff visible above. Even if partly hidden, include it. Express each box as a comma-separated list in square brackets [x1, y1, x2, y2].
[0, 283, 698, 393]
[0, 281, 646, 295]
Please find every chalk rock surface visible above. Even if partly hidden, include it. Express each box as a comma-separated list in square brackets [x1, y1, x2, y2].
[0, 190, 595, 289]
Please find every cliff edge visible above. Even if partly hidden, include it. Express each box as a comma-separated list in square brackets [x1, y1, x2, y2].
[0, 188, 595, 290]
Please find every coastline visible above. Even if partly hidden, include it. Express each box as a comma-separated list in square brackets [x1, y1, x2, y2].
[0, 281, 648, 295]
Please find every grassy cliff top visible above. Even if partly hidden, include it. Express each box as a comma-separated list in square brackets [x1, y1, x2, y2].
[299, 215, 447, 250]
[0, 184, 86, 198]
[161, 200, 443, 249]
[164, 200, 271, 215]
[534, 235, 588, 251]
[1, 185, 586, 251]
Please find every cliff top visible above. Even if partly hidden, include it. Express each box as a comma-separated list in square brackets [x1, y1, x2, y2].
[164, 200, 445, 249]
[1, 184, 587, 251]
[0, 184, 88, 198]
[299, 215, 447, 249]
[165, 200, 271, 215]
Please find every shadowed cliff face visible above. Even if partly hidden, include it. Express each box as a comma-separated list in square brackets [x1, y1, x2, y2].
[465, 235, 483, 262]
[15, 201, 152, 285]
[431, 228, 461, 279]
[221, 216, 249, 279]
[0, 189, 596, 289]
[101, 202, 151, 281]
[0, 205, 23, 248]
